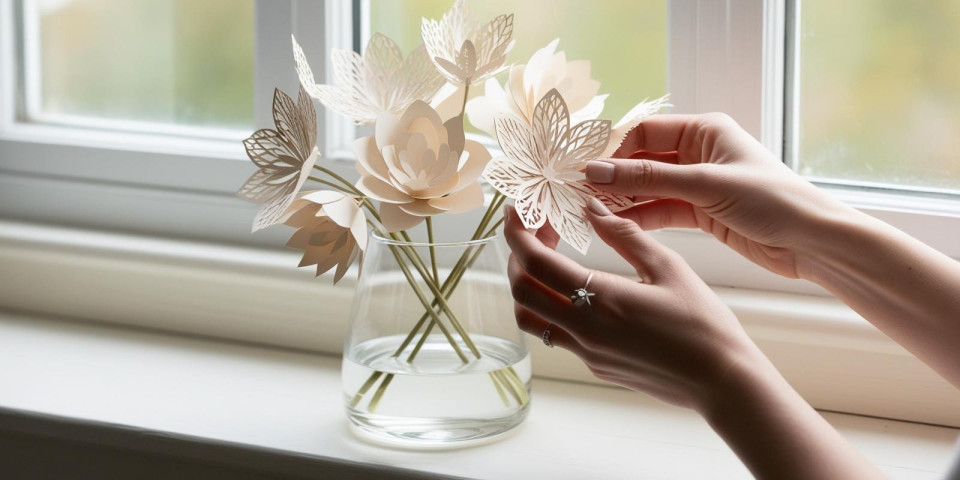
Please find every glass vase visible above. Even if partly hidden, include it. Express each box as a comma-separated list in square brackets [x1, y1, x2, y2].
[342, 233, 530, 448]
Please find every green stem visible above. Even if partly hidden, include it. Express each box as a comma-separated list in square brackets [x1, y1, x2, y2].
[426, 217, 439, 283]
[367, 373, 394, 413]
[348, 370, 383, 408]
[385, 242, 469, 363]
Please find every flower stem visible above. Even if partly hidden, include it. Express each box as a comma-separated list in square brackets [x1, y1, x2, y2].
[426, 216, 439, 283]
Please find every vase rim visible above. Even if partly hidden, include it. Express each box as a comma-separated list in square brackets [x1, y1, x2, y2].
[370, 233, 499, 248]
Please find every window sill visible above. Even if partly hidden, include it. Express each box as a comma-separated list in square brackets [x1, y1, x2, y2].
[2, 219, 959, 427]
[0, 311, 957, 479]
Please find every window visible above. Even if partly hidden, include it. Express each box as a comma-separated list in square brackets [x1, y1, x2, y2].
[367, 0, 667, 124]
[24, 0, 254, 137]
[2, 0, 958, 427]
[791, 0, 960, 195]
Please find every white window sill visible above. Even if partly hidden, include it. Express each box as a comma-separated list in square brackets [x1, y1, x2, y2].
[0, 312, 957, 479]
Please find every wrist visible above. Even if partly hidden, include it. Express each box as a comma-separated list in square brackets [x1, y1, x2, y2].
[792, 200, 875, 285]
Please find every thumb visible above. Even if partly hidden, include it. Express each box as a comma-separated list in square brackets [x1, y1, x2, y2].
[584, 197, 671, 284]
[585, 158, 717, 206]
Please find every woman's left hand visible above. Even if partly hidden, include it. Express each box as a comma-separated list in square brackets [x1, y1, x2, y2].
[504, 197, 764, 412]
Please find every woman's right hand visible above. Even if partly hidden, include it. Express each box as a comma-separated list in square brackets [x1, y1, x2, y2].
[586, 113, 859, 279]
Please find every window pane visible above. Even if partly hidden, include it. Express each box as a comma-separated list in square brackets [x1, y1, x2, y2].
[796, 0, 960, 192]
[27, 0, 253, 131]
[368, 0, 667, 129]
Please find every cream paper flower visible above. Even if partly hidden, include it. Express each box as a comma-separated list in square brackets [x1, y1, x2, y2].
[421, 0, 514, 86]
[282, 191, 366, 283]
[466, 38, 606, 137]
[483, 89, 634, 254]
[600, 94, 672, 158]
[292, 33, 445, 125]
[237, 86, 319, 232]
[353, 101, 489, 232]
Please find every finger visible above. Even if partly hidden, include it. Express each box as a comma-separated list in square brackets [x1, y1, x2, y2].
[623, 150, 679, 164]
[584, 197, 674, 283]
[617, 199, 701, 232]
[584, 157, 719, 206]
[508, 255, 587, 333]
[613, 114, 702, 155]
[503, 207, 593, 295]
[514, 304, 581, 352]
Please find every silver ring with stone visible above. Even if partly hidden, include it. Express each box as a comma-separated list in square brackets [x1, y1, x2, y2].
[570, 272, 596, 307]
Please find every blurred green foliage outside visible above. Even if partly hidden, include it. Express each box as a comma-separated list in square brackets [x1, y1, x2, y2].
[37, 0, 253, 130]
[799, 0, 960, 191]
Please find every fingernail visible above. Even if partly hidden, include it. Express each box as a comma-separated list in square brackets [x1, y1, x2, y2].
[587, 197, 612, 216]
[585, 160, 615, 184]
[503, 204, 510, 218]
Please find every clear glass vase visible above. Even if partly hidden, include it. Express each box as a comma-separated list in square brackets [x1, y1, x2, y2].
[342, 233, 530, 448]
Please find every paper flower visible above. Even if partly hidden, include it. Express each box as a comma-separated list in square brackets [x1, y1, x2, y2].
[353, 101, 489, 232]
[283, 191, 366, 283]
[601, 95, 672, 158]
[292, 33, 445, 125]
[466, 38, 606, 137]
[483, 89, 633, 254]
[421, 0, 514, 86]
[237, 87, 319, 232]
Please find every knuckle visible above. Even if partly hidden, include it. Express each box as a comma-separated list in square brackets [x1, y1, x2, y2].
[702, 111, 734, 128]
[627, 160, 656, 190]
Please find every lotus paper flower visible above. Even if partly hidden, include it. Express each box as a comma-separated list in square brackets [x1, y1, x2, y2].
[237, 87, 319, 232]
[466, 38, 606, 137]
[292, 34, 445, 125]
[353, 101, 489, 232]
[282, 191, 366, 283]
[483, 89, 634, 254]
[421, 0, 514, 85]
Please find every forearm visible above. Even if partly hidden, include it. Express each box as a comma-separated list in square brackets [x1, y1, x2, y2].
[702, 348, 881, 479]
[797, 209, 960, 388]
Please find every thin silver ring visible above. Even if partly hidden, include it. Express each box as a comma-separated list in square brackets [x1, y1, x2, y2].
[570, 271, 596, 307]
[542, 323, 554, 348]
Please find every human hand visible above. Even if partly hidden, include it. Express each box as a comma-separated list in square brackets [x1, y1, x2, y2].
[585, 113, 859, 279]
[504, 199, 765, 411]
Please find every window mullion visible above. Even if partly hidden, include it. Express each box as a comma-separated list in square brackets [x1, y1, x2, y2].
[667, 0, 773, 149]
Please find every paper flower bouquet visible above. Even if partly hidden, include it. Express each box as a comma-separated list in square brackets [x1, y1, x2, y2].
[237, 0, 668, 445]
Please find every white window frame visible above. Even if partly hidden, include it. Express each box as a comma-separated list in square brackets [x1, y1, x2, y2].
[1, 0, 959, 426]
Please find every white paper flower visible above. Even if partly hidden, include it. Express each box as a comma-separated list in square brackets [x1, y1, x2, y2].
[282, 191, 366, 283]
[483, 89, 634, 254]
[237, 87, 319, 232]
[353, 101, 489, 232]
[600, 94, 672, 158]
[292, 33, 445, 125]
[466, 38, 606, 137]
[421, 0, 514, 86]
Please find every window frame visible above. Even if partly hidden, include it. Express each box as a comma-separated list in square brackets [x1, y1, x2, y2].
[1, 0, 959, 425]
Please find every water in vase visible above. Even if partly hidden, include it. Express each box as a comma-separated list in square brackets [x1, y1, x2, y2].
[343, 333, 531, 446]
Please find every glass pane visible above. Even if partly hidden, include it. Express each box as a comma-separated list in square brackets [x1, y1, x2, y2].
[28, 0, 254, 131]
[368, 0, 667, 131]
[796, 0, 960, 192]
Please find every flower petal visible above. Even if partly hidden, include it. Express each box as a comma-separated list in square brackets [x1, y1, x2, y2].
[356, 174, 410, 204]
[380, 203, 425, 232]
[429, 180, 483, 214]
[399, 198, 447, 216]
[353, 136, 391, 183]
[456, 139, 492, 189]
